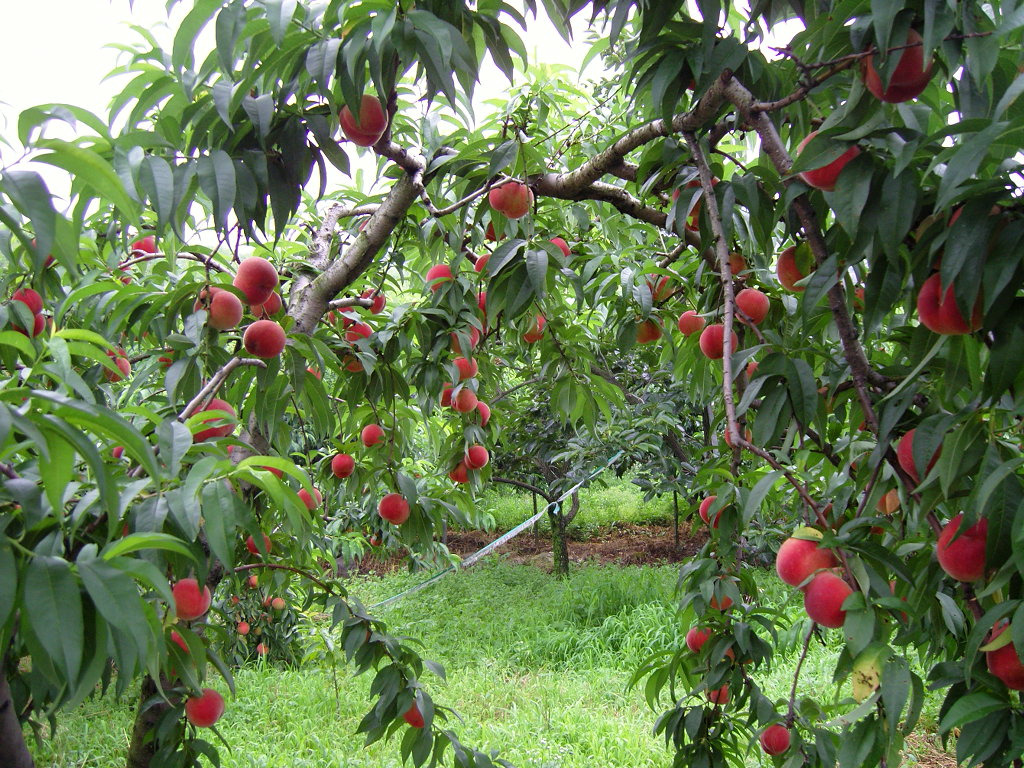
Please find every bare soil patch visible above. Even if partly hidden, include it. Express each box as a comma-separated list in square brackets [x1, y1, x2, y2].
[352, 523, 707, 575]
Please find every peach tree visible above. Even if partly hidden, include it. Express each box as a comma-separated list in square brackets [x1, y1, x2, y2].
[1, 1, 1024, 768]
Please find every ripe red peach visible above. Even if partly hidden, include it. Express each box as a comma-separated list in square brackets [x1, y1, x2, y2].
[130, 235, 157, 254]
[636, 319, 662, 344]
[465, 445, 489, 470]
[549, 237, 571, 257]
[699, 496, 722, 528]
[677, 310, 706, 336]
[345, 322, 372, 343]
[12, 288, 43, 315]
[777, 246, 809, 292]
[245, 533, 272, 556]
[453, 357, 478, 380]
[759, 724, 791, 756]
[185, 689, 225, 728]
[449, 462, 469, 483]
[451, 327, 481, 354]
[986, 620, 1024, 690]
[379, 493, 410, 524]
[803, 571, 852, 628]
[361, 288, 386, 314]
[936, 514, 988, 582]
[193, 398, 236, 442]
[104, 350, 132, 382]
[861, 29, 934, 103]
[685, 626, 710, 653]
[775, 535, 839, 587]
[916, 273, 982, 335]
[402, 703, 425, 728]
[339, 95, 389, 147]
[735, 288, 769, 324]
[243, 319, 286, 358]
[706, 684, 730, 705]
[796, 131, 861, 191]
[645, 274, 671, 302]
[698, 324, 738, 359]
[896, 429, 940, 485]
[252, 291, 282, 319]
[523, 316, 546, 343]
[172, 578, 212, 621]
[361, 424, 385, 447]
[452, 388, 478, 413]
[195, 286, 243, 330]
[298, 487, 322, 510]
[440, 387, 454, 408]
[476, 401, 491, 426]
[331, 453, 355, 478]
[425, 264, 453, 291]
[488, 181, 533, 219]
[233, 256, 279, 305]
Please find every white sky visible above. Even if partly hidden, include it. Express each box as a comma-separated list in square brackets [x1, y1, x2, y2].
[0, 1, 592, 131]
[0, 1, 597, 209]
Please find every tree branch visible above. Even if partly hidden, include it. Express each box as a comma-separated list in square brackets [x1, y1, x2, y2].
[179, 358, 266, 421]
[538, 81, 732, 193]
[721, 76, 884, 432]
[294, 168, 425, 335]
[491, 476, 553, 502]
[683, 128, 826, 524]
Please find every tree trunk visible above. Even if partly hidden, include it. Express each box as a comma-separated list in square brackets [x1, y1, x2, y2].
[548, 507, 569, 577]
[126, 676, 171, 768]
[0, 670, 35, 768]
[548, 492, 578, 578]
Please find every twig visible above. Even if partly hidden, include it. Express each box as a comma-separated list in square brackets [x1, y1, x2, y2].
[428, 183, 496, 218]
[233, 562, 340, 596]
[178, 358, 266, 422]
[657, 242, 689, 269]
[683, 127, 826, 524]
[787, 623, 816, 725]
[492, 377, 542, 404]
[119, 251, 229, 272]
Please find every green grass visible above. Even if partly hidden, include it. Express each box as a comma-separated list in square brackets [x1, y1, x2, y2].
[478, 476, 677, 537]
[28, 561, 946, 767]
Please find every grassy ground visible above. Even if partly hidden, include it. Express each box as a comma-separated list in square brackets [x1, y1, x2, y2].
[27, 560, 948, 768]
[478, 477, 677, 537]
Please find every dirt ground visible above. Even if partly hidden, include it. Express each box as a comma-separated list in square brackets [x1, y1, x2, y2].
[354, 522, 707, 574]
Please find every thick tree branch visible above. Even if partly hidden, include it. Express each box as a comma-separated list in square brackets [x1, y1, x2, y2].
[328, 296, 374, 311]
[657, 242, 689, 269]
[311, 204, 379, 270]
[294, 168, 425, 335]
[540, 80, 732, 193]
